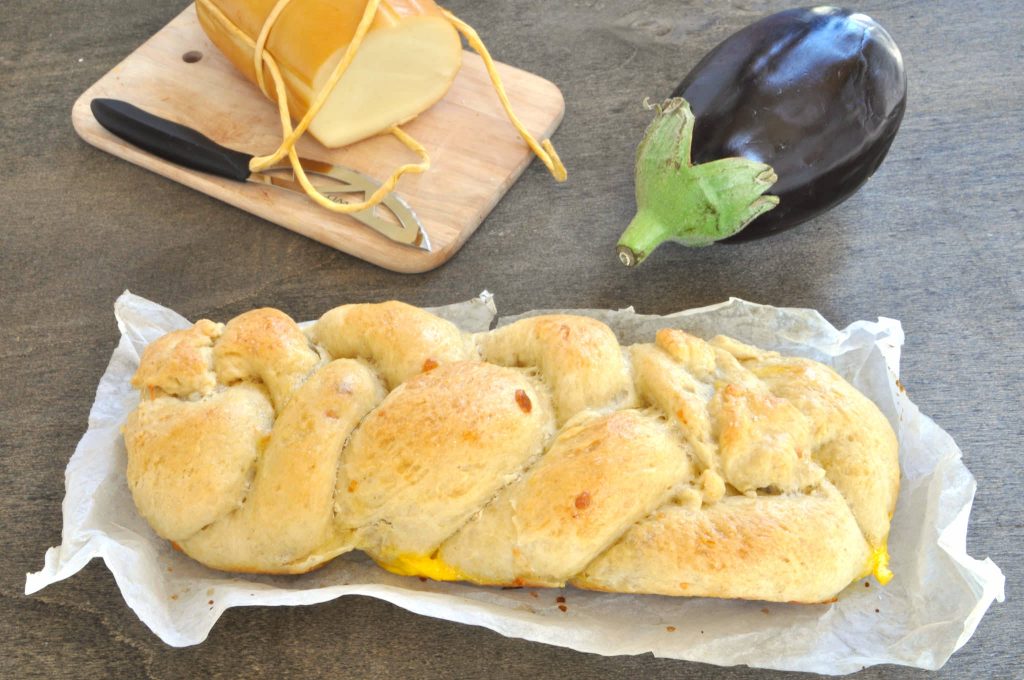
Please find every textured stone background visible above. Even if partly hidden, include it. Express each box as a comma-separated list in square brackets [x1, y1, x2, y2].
[2, 0, 1020, 677]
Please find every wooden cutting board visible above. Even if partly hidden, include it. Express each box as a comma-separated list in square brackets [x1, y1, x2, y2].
[72, 5, 565, 273]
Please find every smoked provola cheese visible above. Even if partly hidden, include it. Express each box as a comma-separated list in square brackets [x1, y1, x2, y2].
[123, 302, 899, 603]
[197, 0, 462, 148]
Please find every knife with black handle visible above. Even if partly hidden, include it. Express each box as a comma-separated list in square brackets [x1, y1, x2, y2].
[90, 98, 429, 250]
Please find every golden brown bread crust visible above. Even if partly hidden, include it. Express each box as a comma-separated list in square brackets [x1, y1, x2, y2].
[130, 319, 223, 398]
[181, 359, 384, 573]
[438, 409, 694, 586]
[125, 384, 273, 541]
[573, 483, 869, 602]
[123, 302, 900, 602]
[478, 314, 637, 424]
[337, 360, 555, 565]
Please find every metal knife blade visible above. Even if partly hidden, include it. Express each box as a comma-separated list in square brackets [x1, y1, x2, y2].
[90, 98, 430, 251]
[255, 162, 429, 250]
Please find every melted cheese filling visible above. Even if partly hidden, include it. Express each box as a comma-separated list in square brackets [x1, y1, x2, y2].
[869, 544, 894, 585]
[377, 552, 467, 582]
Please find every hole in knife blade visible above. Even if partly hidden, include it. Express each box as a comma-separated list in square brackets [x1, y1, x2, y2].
[324, 192, 403, 228]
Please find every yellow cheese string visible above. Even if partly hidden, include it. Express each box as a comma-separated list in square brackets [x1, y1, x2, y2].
[196, 0, 565, 216]
[251, 0, 289, 98]
[441, 9, 567, 182]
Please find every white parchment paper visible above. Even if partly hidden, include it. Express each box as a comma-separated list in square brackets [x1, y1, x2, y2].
[26, 292, 1004, 674]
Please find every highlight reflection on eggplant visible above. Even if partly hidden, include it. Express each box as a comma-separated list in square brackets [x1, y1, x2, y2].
[617, 7, 907, 267]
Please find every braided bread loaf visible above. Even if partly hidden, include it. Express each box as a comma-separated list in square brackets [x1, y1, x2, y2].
[123, 301, 899, 603]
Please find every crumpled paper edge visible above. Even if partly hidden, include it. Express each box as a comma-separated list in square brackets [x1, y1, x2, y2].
[26, 292, 1004, 673]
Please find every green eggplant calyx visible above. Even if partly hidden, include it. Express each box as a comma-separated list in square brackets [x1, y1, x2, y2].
[616, 97, 780, 267]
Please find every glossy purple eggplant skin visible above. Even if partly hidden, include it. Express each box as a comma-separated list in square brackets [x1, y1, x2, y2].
[672, 7, 906, 241]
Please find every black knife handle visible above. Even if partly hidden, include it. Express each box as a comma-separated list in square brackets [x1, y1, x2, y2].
[90, 98, 253, 182]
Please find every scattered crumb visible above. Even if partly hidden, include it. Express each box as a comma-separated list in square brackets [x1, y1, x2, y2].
[666, 626, 676, 632]
[557, 604, 567, 612]
[875, 608, 880, 613]
[556, 596, 566, 603]
[418, 577, 427, 582]
[761, 607, 769, 615]
[207, 600, 214, 605]
[529, 591, 538, 598]
[170, 594, 178, 600]
[700, 630, 704, 635]
[167, 567, 173, 572]
[895, 379, 906, 393]
[865, 582, 871, 588]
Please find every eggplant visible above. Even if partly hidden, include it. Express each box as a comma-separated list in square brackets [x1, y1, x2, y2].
[617, 6, 906, 266]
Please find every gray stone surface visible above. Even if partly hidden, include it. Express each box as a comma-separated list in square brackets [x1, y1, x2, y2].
[2, 0, 1021, 677]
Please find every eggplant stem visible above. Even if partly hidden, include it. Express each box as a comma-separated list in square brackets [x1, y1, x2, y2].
[617, 210, 672, 267]
[616, 97, 780, 266]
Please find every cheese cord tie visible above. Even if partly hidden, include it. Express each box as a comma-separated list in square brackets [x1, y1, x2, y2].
[441, 9, 567, 182]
